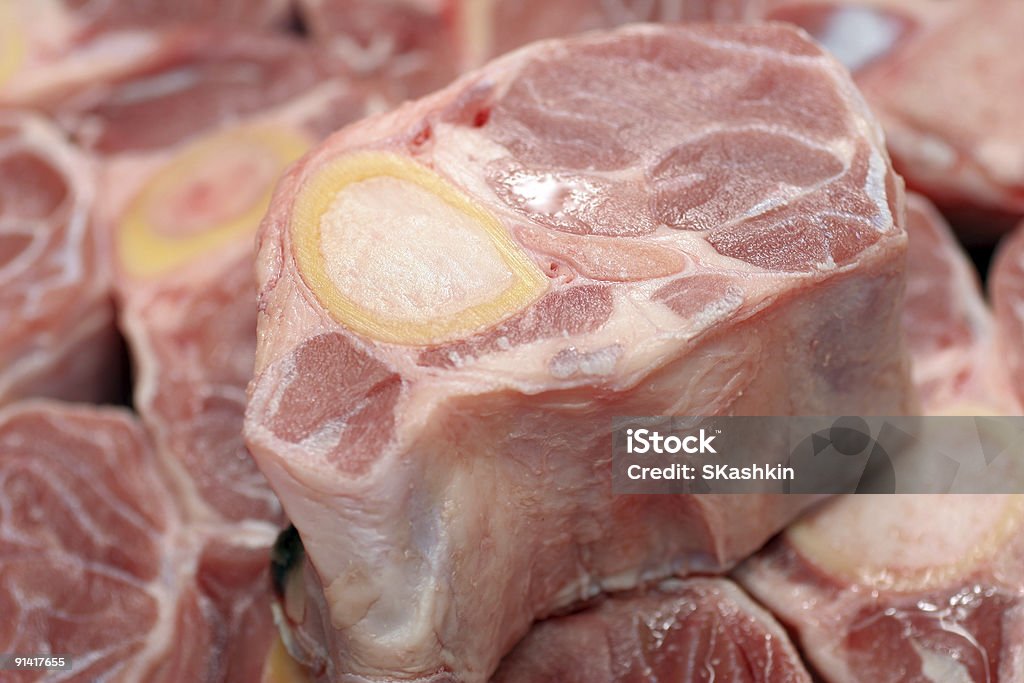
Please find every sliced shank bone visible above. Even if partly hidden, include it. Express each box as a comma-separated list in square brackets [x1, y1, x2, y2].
[245, 23, 912, 682]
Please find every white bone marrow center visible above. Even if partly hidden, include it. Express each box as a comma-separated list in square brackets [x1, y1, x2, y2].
[292, 152, 547, 345]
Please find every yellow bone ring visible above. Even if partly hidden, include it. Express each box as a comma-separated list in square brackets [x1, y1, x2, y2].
[119, 125, 310, 278]
[291, 152, 547, 345]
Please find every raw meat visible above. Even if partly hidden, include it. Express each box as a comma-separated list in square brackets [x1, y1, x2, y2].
[245, 24, 911, 682]
[735, 200, 1024, 682]
[755, 0, 1024, 238]
[90, 39, 380, 524]
[0, 2, 170, 106]
[491, 578, 812, 682]
[0, 0, 289, 99]
[60, 0, 292, 31]
[0, 111, 120, 405]
[295, 0, 459, 100]
[57, 32, 355, 155]
[991, 221, 1024, 409]
[481, 0, 751, 66]
[0, 401, 279, 682]
[900, 192, 1018, 413]
[737, 493, 1024, 683]
[297, 0, 751, 100]
[0, 1, 293, 109]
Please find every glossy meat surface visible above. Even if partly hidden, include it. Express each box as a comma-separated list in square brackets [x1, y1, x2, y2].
[492, 578, 812, 683]
[757, 0, 1024, 237]
[0, 112, 119, 405]
[246, 24, 911, 682]
[0, 402, 278, 682]
[736, 197, 1024, 683]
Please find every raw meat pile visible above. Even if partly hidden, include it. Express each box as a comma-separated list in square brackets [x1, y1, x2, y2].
[0, 2, 1022, 683]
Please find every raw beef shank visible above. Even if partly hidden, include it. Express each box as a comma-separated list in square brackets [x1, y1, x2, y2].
[756, 0, 1024, 238]
[0, 0, 292, 108]
[991, 220, 1024, 409]
[89, 36, 380, 525]
[246, 24, 912, 682]
[900, 192, 1018, 414]
[736, 198, 1024, 683]
[0, 401, 279, 682]
[297, 0, 753, 100]
[491, 578, 812, 682]
[0, 111, 119, 405]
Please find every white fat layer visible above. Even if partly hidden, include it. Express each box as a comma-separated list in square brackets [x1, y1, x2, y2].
[912, 640, 976, 683]
[320, 176, 514, 324]
[548, 345, 622, 380]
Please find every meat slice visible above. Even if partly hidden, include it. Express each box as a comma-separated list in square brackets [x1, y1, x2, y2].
[0, 111, 119, 406]
[0, 3, 296, 108]
[756, 0, 1024, 237]
[491, 578, 812, 682]
[57, 32, 355, 155]
[0, 16, 330, 130]
[297, 0, 752, 100]
[483, 0, 752, 64]
[60, 0, 292, 31]
[991, 221, 1024, 410]
[245, 24, 911, 682]
[295, 0, 459, 100]
[0, 401, 279, 682]
[0, 4, 177, 107]
[0, 0, 289, 102]
[901, 193, 1018, 413]
[735, 199, 1024, 682]
[737, 494, 1024, 683]
[90, 41, 379, 525]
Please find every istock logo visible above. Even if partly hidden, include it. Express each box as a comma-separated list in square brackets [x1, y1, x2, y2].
[626, 428, 717, 454]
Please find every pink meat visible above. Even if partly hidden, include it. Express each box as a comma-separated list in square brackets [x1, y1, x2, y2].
[736, 199, 1024, 682]
[295, 0, 460, 101]
[0, 5, 180, 107]
[737, 493, 1024, 683]
[56, 32, 352, 155]
[991, 221, 1024, 409]
[756, 0, 1024, 238]
[296, 0, 751, 100]
[901, 192, 1019, 413]
[245, 24, 911, 682]
[87, 39, 382, 525]
[491, 578, 812, 682]
[0, 401, 278, 683]
[0, 112, 120, 406]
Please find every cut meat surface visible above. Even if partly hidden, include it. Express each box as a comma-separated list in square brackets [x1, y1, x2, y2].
[91, 39, 381, 525]
[245, 24, 911, 682]
[482, 0, 752, 66]
[900, 192, 1018, 414]
[737, 494, 1024, 683]
[735, 198, 1024, 682]
[0, 0, 288, 107]
[298, 0, 752, 100]
[304, 0, 1024, 237]
[491, 578, 812, 682]
[0, 111, 119, 406]
[0, 3, 175, 107]
[0, 401, 278, 682]
[60, 0, 292, 31]
[991, 221, 1024, 410]
[756, 0, 1024, 237]
[56, 32, 355, 155]
[296, 0, 460, 101]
